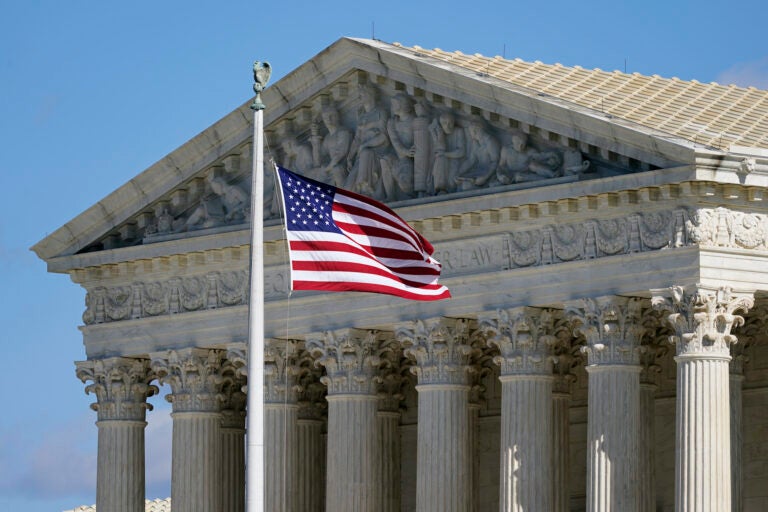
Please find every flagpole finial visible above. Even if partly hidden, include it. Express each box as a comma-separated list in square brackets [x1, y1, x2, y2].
[251, 61, 272, 111]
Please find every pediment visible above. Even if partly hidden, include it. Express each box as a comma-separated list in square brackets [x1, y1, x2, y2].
[33, 37, 696, 264]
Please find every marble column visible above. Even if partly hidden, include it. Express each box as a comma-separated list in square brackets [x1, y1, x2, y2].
[296, 361, 326, 512]
[482, 307, 557, 512]
[220, 380, 246, 512]
[263, 339, 300, 512]
[377, 338, 406, 512]
[652, 285, 754, 512]
[151, 348, 225, 512]
[398, 317, 475, 512]
[567, 296, 645, 512]
[308, 329, 381, 512]
[552, 348, 577, 512]
[729, 353, 745, 512]
[222, 347, 247, 512]
[638, 343, 664, 512]
[76, 357, 157, 512]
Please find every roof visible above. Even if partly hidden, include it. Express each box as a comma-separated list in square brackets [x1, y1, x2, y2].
[64, 498, 171, 512]
[399, 43, 768, 151]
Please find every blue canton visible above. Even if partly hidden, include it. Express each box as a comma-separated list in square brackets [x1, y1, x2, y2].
[278, 168, 342, 234]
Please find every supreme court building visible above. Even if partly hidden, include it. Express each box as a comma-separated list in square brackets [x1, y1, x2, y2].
[33, 38, 768, 511]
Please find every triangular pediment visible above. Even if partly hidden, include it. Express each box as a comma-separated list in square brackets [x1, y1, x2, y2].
[34, 37, 708, 264]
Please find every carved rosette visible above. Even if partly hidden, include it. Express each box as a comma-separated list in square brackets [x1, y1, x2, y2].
[263, 339, 301, 403]
[150, 348, 225, 413]
[480, 307, 558, 375]
[76, 357, 158, 422]
[651, 286, 754, 358]
[566, 296, 646, 366]
[307, 329, 381, 395]
[397, 317, 476, 386]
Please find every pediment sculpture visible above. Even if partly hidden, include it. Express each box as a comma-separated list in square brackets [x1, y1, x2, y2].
[94, 75, 618, 250]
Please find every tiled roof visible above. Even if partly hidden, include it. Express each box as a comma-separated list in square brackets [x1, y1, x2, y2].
[64, 498, 171, 512]
[398, 43, 768, 151]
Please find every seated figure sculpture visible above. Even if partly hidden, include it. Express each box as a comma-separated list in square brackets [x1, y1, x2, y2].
[180, 174, 249, 231]
[429, 111, 466, 195]
[498, 133, 562, 184]
[455, 119, 500, 190]
[382, 93, 416, 201]
[310, 105, 352, 187]
[346, 84, 391, 200]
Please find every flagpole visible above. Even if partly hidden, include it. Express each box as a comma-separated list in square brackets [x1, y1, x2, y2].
[247, 61, 270, 512]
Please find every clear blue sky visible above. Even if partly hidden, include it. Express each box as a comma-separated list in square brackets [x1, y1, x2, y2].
[2, 1, 767, 510]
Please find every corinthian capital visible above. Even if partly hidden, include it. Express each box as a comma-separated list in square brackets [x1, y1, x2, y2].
[566, 296, 646, 365]
[651, 285, 754, 357]
[307, 328, 381, 395]
[150, 348, 225, 412]
[264, 339, 301, 403]
[480, 307, 559, 375]
[396, 317, 475, 385]
[76, 357, 158, 421]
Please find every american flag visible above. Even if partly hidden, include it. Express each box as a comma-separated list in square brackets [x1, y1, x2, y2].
[275, 166, 451, 301]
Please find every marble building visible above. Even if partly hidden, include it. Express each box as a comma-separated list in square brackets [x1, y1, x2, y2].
[33, 37, 768, 511]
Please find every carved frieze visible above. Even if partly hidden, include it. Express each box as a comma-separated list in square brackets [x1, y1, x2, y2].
[87, 71, 664, 253]
[687, 207, 768, 250]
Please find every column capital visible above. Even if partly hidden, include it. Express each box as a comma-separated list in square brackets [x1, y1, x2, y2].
[566, 295, 646, 365]
[265, 339, 301, 403]
[377, 339, 409, 413]
[651, 285, 754, 358]
[150, 348, 225, 413]
[480, 307, 561, 375]
[76, 357, 157, 422]
[307, 328, 381, 395]
[296, 348, 327, 420]
[396, 317, 476, 385]
[220, 359, 247, 430]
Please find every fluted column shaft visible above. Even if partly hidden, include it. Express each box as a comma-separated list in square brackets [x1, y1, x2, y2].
[586, 365, 641, 511]
[326, 395, 379, 510]
[653, 286, 753, 512]
[499, 375, 553, 512]
[96, 420, 146, 511]
[552, 391, 571, 512]
[297, 418, 324, 512]
[308, 329, 381, 512]
[76, 358, 156, 512]
[379, 411, 402, 512]
[676, 355, 731, 510]
[171, 411, 222, 511]
[639, 383, 657, 512]
[567, 296, 644, 512]
[730, 369, 744, 512]
[221, 419, 245, 512]
[265, 404, 299, 511]
[151, 349, 225, 512]
[416, 383, 472, 512]
[398, 317, 475, 512]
